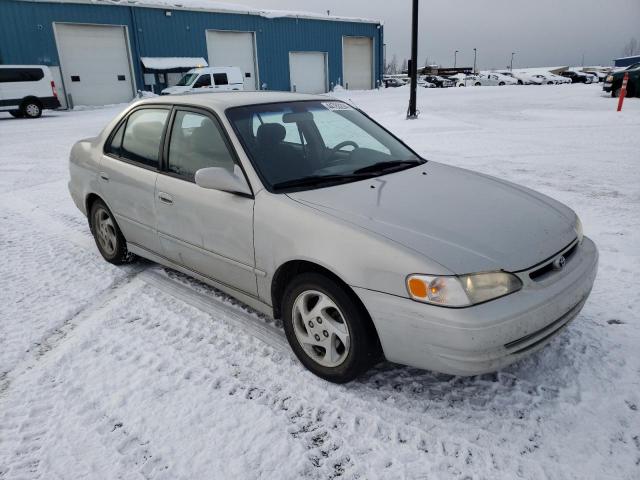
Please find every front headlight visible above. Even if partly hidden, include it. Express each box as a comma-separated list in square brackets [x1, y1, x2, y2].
[407, 272, 522, 307]
[575, 216, 583, 244]
[606, 75, 613, 82]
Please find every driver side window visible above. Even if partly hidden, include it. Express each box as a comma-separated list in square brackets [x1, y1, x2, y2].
[167, 110, 235, 180]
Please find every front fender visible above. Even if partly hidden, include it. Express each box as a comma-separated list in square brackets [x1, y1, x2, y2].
[253, 191, 452, 306]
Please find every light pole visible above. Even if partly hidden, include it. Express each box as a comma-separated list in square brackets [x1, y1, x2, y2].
[407, 0, 419, 119]
[510, 52, 516, 71]
[454, 50, 459, 68]
[473, 48, 477, 74]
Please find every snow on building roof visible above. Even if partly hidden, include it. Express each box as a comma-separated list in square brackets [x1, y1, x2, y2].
[141, 57, 207, 70]
[20, 0, 381, 24]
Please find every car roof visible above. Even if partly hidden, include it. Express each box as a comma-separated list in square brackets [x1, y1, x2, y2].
[134, 91, 332, 111]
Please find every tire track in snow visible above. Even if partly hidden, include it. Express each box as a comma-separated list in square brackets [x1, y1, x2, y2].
[0, 268, 146, 397]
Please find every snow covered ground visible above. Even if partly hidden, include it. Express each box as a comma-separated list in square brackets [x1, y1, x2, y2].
[1, 83, 639, 479]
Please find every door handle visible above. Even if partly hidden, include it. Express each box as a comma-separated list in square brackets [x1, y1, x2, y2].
[99, 172, 109, 182]
[158, 192, 173, 204]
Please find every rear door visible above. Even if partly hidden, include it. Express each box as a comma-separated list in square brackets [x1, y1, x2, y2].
[155, 107, 257, 295]
[100, 106, 170, 254]
[212, 72, 230, 91]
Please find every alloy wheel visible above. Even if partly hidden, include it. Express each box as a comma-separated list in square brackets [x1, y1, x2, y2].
[94, 207, 117, 256]
[291, 290, 350, 368]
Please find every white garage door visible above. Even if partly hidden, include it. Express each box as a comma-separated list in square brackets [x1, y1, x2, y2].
[55, 23, 134, 106]
[289, 52, 327, 94]
[343, 36, 373, 90]
[206, 31, 257, 90]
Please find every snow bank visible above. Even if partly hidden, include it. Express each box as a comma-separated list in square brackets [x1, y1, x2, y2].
[141, 56, 207, 70]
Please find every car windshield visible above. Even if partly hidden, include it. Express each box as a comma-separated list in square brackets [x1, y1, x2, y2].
[176, 73, 198, 86]
[626, 63, 640, 70]
[226, 100, 423, 192]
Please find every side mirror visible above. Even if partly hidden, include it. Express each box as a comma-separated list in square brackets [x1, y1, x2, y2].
[195, 167, 252, 196]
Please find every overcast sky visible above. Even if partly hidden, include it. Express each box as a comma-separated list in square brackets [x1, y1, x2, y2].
[234, 0, 640, 69]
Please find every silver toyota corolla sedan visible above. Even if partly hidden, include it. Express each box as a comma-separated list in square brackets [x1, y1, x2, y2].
[69, 92, 598, 383]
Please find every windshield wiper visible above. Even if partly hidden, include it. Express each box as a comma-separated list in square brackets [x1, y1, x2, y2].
[352, 159, 422, 175]
[272, 173, 374, 191]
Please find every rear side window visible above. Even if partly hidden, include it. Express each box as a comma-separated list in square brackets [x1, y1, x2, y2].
[0, 68, 45, 83]
[105, 122, 126, 156]
[193, 74, 211, 88]
[213, 73, 228, 85]
[120, 109, 169, 167]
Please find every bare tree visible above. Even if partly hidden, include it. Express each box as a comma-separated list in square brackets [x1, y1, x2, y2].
[401, 58, 408, 74]
[622, 37, 639, 56]
[385, 54, 398, 74]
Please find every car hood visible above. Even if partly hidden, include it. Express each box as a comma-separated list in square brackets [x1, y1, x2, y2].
[287, 162, 577, 274]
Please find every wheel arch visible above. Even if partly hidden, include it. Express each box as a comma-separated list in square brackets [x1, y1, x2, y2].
[85, 192, 107, 232]
[20, 96, 42, 108]
[271, 259, 383, 353]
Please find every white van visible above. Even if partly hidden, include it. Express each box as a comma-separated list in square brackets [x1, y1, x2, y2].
[161, 67, 244, 95]
[0, 65, 61, 118]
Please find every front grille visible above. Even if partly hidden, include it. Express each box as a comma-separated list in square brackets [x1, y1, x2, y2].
[529, 241, 578, 281]
[504, 298, 585, 354]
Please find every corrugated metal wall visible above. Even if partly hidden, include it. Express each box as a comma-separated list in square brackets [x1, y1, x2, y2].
[0, 0, 383, 93]
[614, 56, 640, 68]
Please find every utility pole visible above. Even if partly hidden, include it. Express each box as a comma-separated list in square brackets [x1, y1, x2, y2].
[473, 48, 477, 74]
[454, 50, 459, 68]
[510, 52, 515, 71]
[407, 0, 419, 119]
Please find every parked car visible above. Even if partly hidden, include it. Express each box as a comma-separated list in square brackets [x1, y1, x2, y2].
[560, 71, 593, 84]
[539, 72, 572, 85]
[69, 92, 598, 383]
[418, 78, 436, 88]
[161, 67, 243, 95]
[424, 75, 454, 88]
[473, 73, 518, 86]
[603, 62, 639, 97]
[449, 74, 477, 87]
[496, 70, 542, 85]
[384, 77, 408, 88]
[0, 65, 61, 118]
[582, 72, 600, 83]
[533, 73, 560, 85]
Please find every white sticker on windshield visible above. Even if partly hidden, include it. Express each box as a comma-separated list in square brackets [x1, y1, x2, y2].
[321, 101, 353, 111]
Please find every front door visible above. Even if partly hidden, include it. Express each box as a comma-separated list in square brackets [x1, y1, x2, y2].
[100, 106, 170, 253]
[155, 108, 257, 296]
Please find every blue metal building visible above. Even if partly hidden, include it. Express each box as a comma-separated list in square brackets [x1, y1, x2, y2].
[0, 0, 383, 106]
[614, 55, 640, 68]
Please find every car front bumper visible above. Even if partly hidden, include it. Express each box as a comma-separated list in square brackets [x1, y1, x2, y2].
[603, 82, 613, 92]
[354, 236, 598, 376]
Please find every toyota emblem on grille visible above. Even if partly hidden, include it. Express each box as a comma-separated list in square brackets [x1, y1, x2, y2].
[553, 255, 566, 270]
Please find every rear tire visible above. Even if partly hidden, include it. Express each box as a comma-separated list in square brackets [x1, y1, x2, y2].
[474, 82, 481, 86]
[89, 199, 134, 265]
[9, 110, 23, 118]
[499, 82, 505, 86]
[21, 100, 42, 118]
[281, 272, 381, 383]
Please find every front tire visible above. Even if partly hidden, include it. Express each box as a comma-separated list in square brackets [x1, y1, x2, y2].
[281, 273, 380, 383]
[90, 199, 134, 265]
